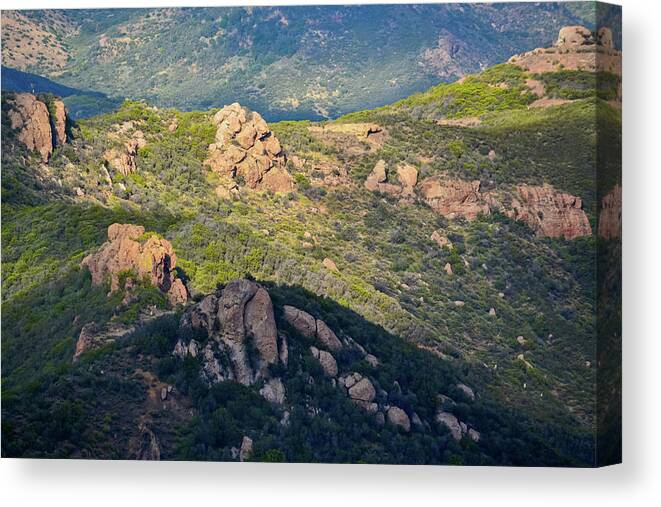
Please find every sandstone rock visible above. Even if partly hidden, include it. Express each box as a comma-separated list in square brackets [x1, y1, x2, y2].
[456, 383, 475, 401]
[322, 257, 339, 272]
[348, 377, 376, 403]
[507, 185, 591, 239]
[82, 224, 189, 306]
[310, 346, 338, 377]
[419, 178, 491, 220]
[598, 184, 622, 239]
[436, 411, 462, 441]
[556, 25, 593, 47]
[205, 103, 293, 192]
[489, 308, 497, 317]
[104, 131, 146, 176]
[444, 262, 453, 276]
[488, 149, 497, 161]
[453, 300, 465, 307]
[260, 377, 286, 405]
[516, 336, 526, 345]
[177, 280, 283, 388]
[431, 230, 451, 249]
[283, 305, 316, 338]
[315, 319, 343, 351]
[396, 163, 418, 195]
[387, 406, 411, 432]
[6, 92, 66, 162]
[510, 26, 621, 76]
[239, 436, 253, 462]
[365, 160, 387, 191]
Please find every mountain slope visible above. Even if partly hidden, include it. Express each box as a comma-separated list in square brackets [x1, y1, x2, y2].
[1, 4, 620, 120]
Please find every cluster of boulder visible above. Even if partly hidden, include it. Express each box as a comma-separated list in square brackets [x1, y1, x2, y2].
[366, 159, 592, 240]
[5, 92, 67, 163]
[204, 102, 294, 194]
[509, 26, 621, 76]
[82, 223, 189, 306]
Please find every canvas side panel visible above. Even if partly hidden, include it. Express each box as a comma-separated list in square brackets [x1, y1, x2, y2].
[595, 1, 622, 468]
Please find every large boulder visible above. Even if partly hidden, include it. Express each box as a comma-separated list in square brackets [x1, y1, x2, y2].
[310, 346, 338, 377]
[205, 103, 293, 192]
[82, 223, 189, 306]
[5, 92, 68, 162]
[386, 406, 411, 432]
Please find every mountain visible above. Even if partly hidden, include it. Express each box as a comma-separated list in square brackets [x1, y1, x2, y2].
[1, 23, 621, 465]
[1, 66, 122, 119]
[2, 4, 620, 121]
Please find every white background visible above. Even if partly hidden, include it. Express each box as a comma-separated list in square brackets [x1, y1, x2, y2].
[1, 0, 659, 505]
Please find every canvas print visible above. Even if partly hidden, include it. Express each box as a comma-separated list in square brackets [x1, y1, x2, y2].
[1, 2, 621, 466]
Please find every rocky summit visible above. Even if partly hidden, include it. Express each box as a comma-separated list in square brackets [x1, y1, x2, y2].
[1, 12, 621, 467]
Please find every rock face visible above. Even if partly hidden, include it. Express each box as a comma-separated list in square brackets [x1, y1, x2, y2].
[205, 102, 293, 192]
[598, 184, 622, 239]
[282, 305, 343, 351]
[507, 185, 592, 239]
[82, 224, 189, 306]
[509, 25, 621, 76]
[175, 280, 285, 396]
[419, 177, 491, 220]
[104, 130, 146, 176]
[5, 92, 68, 162]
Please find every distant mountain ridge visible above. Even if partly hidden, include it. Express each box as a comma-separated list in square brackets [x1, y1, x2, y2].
[2, 3, 621, 121]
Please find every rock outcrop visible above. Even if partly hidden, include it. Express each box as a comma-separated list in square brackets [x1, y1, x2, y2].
[283, 305, 343, 351]
[104, 130, 146, 176]
[419, 177, 491, 220]
[364, 160, 418, 198]
[81, 223, 189, 306]
[5, 92, 68, 162]
[205, 102, 294, 192]
[598, 184, 622, 239]
[174, 280, 286, 398]
[509, 25, 621, 76]
[506, 185, 592, 239]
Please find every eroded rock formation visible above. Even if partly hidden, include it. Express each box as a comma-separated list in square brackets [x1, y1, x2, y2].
[81, 223, 189, 306]
[174, 280, 286, 399]
[418, 177, 491, 220]
[104, 130, 146, 176]
[5, 92, 68, 162]
[364, 160, 418, 198]
[509, 25, 621, 76]
[205, 102, 294, 192]
[506, 185, 592, 239]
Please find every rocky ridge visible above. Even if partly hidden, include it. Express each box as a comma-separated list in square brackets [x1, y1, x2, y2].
[365, 161, 592, 240]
